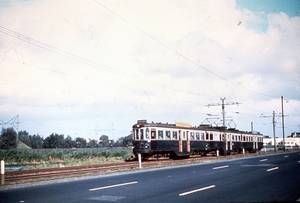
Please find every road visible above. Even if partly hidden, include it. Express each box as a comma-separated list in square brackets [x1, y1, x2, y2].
[0, 151, 299, 203]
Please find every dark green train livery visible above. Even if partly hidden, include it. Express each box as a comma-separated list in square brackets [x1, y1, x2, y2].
[132, 120, 264, 159]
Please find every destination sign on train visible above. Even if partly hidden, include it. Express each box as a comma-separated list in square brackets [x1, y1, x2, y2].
[175, 121, 191, 128]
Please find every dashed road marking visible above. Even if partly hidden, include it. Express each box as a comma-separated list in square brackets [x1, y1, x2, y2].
[179, 185, 216, 196]
[284, 155, 289, 158]
[267, 167, 279, 172]
[89, 181, 138, 191]
[260, 159, 268, 162]
[213, 165, 229, 170]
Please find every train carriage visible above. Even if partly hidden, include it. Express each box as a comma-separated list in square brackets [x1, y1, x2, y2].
[132, 120, 264, 159]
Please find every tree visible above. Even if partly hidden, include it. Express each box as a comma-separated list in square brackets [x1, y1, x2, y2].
[19, 131, 44, 149]
[99, 135, 109, 147]
[44, 133, 65, 148]
[120, 134, 133, 147]
[30, 134, 44, 149]
[87, 139, 98, 148]
[0, 128, 17, 149]
[18, 130, 30, 146]
[75, 137, 87, 148]
[65, 135, 76, 148]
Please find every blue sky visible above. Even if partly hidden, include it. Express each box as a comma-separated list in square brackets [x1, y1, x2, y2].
[236, 0, 300, 33]
[237, 0, 300, 17]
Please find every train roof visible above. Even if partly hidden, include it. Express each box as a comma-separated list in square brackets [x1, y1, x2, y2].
[133, 120, 262, 135]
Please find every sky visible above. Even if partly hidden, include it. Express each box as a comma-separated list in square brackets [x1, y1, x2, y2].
[0, 0, 299, 140]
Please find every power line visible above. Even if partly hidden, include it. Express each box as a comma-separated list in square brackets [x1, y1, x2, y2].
[0, 26, 216, 99]
[206, 97, 241, 127]
[93, 0, 278, 98]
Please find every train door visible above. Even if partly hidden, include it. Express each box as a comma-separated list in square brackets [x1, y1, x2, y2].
[230, 134, 233, 150]
[178, 130, 182, 153]
[224, 133, 228, 151]
[186, 131, 190, 153]
[227, 134, 232, 151]
[253, 135, 257, 150]
[178, 130, 190, 154]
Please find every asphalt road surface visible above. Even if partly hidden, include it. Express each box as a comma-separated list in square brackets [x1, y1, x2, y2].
[1, 151, 299, 203]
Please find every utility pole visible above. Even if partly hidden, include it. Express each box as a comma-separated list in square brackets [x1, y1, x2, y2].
[281, 96, 288, 151]
[272, 111, 276, 152]
[221, 97, 226, 126]
[0, 115, 20, 148]
[206, 97, 241, 127]
[261, 111, 281, 153]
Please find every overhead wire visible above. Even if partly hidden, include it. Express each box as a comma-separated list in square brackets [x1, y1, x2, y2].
[0, 26, 220, 101]
[93, 0, 279, 99]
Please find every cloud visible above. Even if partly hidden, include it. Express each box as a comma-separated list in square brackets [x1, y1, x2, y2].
[0, 0, 299, 139]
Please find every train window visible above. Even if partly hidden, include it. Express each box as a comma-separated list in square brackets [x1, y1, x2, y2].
[151, 129, 156, 139]
[166, 131, 171, 139]
[206, 133, 209, 140]
[146, 128, 149, 139]
[135, 129, 139, 140]
[183, 131, 185, 139]
[158, 130, 164, 139]
[140, 129, 144, 139]
[196, 132, 200, 140]
[213, 133, 218, 140]
[190, 132, 194, 140]
[201, 133, 204, 140]
[173, 131, 178, 139]
[210, 133, 213, 140]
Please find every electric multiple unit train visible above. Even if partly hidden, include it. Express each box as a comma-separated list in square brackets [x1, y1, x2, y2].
[132, 120, 264, 159]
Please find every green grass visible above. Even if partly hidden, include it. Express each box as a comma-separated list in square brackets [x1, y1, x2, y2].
[17, 141, 32, 150]
[0, 148, 133, 169]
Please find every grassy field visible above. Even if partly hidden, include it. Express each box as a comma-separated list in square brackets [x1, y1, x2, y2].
[0, 148, 133, 169]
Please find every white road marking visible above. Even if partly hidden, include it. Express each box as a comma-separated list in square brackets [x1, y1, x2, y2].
[89, 181, 138, 191]
[267, 167, 279, 172]
[179, 185, 216, 196]
[297, 197, 300, 202]
[298, 161, 300, 163]
[260, 159, 268, 162]
[284, 155, 289, 158]
[213, 165, 229, 170]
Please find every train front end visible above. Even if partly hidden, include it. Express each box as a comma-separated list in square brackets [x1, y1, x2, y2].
[132, 120, 152, 159]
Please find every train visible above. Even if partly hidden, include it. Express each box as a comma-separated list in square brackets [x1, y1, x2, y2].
[132, 120, 264, 159]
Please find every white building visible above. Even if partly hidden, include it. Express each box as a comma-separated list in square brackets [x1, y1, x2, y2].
[263, 132, 300, 149]
[283, 132, 300, 149]
[263, 136, 282, 146]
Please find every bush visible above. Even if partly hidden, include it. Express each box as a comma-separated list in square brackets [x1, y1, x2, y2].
[0, 148, 133, 166]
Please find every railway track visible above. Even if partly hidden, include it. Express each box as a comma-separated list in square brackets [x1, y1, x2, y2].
[0, 151, 279, 185]
[2, 163, 139, 184]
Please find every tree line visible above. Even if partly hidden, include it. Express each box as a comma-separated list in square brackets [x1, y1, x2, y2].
[0, 127, 133, 149]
